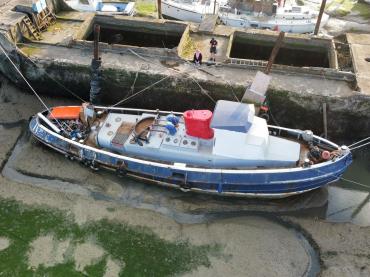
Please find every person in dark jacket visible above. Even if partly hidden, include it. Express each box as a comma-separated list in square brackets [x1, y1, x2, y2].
[210, 37, 218, 62]
[193, 49, 202, 65]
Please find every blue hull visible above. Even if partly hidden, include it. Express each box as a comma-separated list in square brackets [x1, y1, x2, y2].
[29, 117, 352, 198]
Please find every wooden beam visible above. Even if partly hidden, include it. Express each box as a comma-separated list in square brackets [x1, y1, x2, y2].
[93, 24, 100, 60]
[314, 0, 327, 35]
[157, 0, 162, 19]
[265, 31, 285, 75]
[323, 102, 328, 138]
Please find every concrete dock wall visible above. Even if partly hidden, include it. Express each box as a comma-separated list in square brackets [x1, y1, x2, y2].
[0, 3, 369, 141]
[1, 43, 368, 141]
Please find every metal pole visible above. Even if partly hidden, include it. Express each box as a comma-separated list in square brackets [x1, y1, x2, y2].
[213, 0, 217, 15]
[265, 31, 285, 75]
[157, 0, 162, 19]
[314, 0, 327, 35]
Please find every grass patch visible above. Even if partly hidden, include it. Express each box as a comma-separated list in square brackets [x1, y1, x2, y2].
[353, 2, 370, 19]
[135, 0, 157, 17]
[326, 0, 356, 16]
[0, 198, 220, 276]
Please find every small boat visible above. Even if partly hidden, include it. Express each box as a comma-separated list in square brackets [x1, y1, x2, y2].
[162, 0, 329, 33]
[29, 100, 352, 198]
[64, 0, 135, 15]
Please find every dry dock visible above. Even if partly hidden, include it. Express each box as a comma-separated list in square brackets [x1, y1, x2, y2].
[0, 0, 369, 140]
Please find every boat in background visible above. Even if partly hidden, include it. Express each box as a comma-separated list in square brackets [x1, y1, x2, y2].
[29, 100, 352, 198]
[64, 0, 135, 15]
[162, 0, 329, 33]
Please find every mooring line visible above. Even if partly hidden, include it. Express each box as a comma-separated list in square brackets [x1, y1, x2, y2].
[0, 43, 49, 111]
[0, 43, 71, 132]
[15, 44, 87, 103]
[127, 49, 216, 104]
[349, 136, 370, 148]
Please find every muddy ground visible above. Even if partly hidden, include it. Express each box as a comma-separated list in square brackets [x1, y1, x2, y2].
[0, 76, 369, 276]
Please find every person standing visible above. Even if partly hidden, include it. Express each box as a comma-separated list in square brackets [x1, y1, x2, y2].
[193, 49, 202, 66]
[210, 37, 218, 62]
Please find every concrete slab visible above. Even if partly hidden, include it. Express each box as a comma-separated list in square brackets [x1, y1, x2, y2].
[40, 19, 83, 44]
[198, 14, 218, 33]
[183, 33, 230, 63]
[347, 33, 370, 94]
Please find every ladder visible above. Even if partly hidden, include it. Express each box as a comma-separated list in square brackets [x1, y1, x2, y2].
[36, 6, 56, 31]
[22, 17, 41, 41]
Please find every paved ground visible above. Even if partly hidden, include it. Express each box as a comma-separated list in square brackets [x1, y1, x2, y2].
[347, 33, 370, 94]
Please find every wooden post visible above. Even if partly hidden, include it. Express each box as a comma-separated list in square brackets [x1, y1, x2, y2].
[314, 0, 327, 35]
[322, 103, 328, 138]
[265, 31, 285, 75]
[157, 0, 162, 19]
[93, 24, 100, 60]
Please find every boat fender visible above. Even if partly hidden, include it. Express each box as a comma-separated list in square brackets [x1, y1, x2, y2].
[302, 130, 314, 143]
[166, 115, 179, 126]
[321, 151, 330, 160]
[165, 122, 177, 135]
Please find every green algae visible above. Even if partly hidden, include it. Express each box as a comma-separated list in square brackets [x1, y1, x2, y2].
[18, 45, 41, 57]
[353, 2, 370, 19]
[0, 198, 220, 276]
[135, 0, 157, 17]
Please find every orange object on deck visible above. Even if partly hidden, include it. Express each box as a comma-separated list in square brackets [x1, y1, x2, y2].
[48, 106, 82, 120]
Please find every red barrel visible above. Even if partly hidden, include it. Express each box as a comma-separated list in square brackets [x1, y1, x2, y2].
[183, 110, 214, 139]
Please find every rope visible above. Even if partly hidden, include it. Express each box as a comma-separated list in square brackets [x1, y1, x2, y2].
[112, 75, 172, 107]
[0, 43, 72, 132]
[127, 49, 216, 104]
[349, 136, 370, 148]
[313, 163, 370, 190]
[349, 141, 370, 151]
[0, 43, 50, 111]
[16, 45, 87, 103]
[130, 70, 139, 94]
[340, 177, 370, 189]
[184, 61, 239, 102]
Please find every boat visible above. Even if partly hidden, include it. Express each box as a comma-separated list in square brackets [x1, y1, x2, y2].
[29, 100, 352, 198]
[64, 0, 135, 15]
[162, 0, 329, 33]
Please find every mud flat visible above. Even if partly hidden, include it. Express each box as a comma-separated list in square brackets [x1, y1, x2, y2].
[1, 71, 370, 276]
